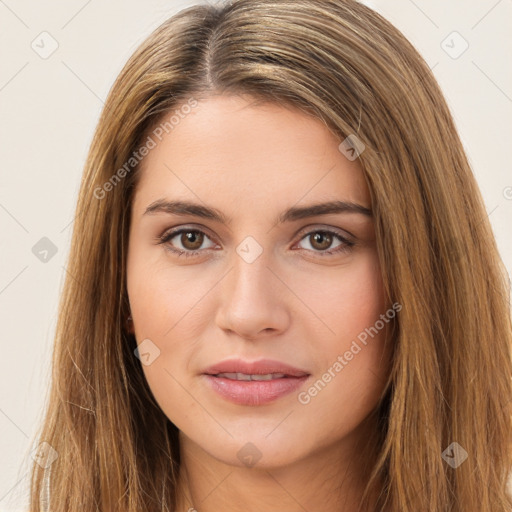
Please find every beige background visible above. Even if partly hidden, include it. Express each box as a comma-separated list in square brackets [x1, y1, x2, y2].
[0, 0, 511, 509]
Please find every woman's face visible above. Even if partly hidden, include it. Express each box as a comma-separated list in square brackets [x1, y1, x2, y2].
[126, 93, 393, 470]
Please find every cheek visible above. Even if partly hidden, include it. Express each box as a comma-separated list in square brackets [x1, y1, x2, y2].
[127, 241, 211, 338]
[126, 248, 218, 392]
[126, 251, 209, 426]
[294, 250, 386, 343]
[297, 251, 390, 401]
[129, 274, 219, 355]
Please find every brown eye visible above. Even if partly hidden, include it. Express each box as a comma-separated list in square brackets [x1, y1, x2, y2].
[296, 229, 354, 256]
[309, 232, 333, 251]
[180, 230, 204, 250]
[159, 228, 217, 256]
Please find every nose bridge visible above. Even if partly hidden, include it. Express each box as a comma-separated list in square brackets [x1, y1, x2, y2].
[229, 234, 276, 302]
[215, 234, 289, 337]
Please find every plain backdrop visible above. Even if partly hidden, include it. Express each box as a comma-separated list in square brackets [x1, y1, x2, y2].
[0, 0, 511, 510]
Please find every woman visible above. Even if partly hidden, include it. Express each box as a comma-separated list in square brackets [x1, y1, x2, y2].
[28, 0, 512, 510]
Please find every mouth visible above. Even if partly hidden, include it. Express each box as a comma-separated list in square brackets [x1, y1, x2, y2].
[201, 358, 311, 405]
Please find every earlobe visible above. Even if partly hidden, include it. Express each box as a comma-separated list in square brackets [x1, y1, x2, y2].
[126, 314, 135, 334]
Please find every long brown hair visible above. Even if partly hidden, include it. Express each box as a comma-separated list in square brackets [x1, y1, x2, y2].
[28, 0, 512, 510]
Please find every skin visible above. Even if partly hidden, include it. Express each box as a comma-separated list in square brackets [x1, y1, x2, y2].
[126, 93, 393, 511]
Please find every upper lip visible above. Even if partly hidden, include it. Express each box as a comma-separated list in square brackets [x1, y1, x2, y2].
[203, 358, 310, 377]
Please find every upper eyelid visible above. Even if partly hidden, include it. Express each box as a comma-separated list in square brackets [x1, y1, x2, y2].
[295, 225, 354, 240]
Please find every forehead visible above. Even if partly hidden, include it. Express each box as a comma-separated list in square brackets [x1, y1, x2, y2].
[133, 94, 370, 214]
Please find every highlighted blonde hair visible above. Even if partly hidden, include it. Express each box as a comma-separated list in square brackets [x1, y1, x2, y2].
[29, 0, 512, 510]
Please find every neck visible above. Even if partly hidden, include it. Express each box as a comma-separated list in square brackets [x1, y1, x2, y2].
[174, 415, 381, 512]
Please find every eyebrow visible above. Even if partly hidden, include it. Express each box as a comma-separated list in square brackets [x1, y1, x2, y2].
[143, 199, 372, 224]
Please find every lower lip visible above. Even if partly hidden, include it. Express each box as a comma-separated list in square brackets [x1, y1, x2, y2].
[203, 374, 310, 406]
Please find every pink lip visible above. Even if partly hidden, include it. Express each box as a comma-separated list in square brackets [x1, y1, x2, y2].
[202, 358, 309, 377]
[202, 358, 311, 406]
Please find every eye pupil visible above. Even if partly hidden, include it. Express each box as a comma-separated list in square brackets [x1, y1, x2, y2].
[311, 232, 332, 250]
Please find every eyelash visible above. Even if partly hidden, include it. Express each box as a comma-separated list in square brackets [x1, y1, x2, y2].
[156, 226, 355, 259]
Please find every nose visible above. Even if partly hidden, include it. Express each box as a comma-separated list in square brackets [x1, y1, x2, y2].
[214, 247, 291, 340]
